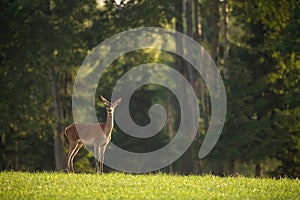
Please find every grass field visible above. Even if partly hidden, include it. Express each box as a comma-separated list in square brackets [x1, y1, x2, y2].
[0, 172, 299, 199]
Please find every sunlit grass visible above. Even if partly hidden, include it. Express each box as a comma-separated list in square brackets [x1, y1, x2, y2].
[0, 172, 299, 199]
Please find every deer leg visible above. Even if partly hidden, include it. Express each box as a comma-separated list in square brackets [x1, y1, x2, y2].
[99, 146, 106, 174]
[66, 142, 77, 172]
[70, 142, 83, 173]
[95, 158, 99, 173]
[94, 144, 100, 173]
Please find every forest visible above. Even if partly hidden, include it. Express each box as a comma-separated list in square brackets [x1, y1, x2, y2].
[0, 0, 299, 178]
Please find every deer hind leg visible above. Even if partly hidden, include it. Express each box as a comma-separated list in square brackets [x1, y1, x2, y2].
[66, 141, 82, 173]
[66, 142, 77, 172]
[70, 142, 83, 173]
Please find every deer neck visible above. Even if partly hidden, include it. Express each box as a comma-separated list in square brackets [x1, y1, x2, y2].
[104, 112, 114, 138]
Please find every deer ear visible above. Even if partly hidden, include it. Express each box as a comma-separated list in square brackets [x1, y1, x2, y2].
[114, 98, 122, 105]
[100, 95, 109, 105]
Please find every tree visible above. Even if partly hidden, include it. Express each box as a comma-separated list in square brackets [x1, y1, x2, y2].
[218, 0, 300, 177]
[1, 0, 299, 177]
[0, 0, 99, 171]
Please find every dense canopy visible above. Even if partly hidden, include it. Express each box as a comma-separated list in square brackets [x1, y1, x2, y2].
[0, 0, 299, 178]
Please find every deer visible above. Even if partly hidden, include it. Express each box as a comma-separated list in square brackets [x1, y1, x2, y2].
[65, 95, 121, 174]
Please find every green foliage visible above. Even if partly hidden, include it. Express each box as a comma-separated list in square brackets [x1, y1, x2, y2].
[0, 0, 299, 177]
[0, 172, 299, 200]
[0, 0, 99, 170]
[210, 0, 300, 177]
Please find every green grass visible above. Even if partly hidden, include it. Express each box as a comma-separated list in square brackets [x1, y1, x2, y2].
[0, 172, 299, 200]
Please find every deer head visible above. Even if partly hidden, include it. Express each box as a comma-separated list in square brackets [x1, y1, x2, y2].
[100, 95, 122, 114]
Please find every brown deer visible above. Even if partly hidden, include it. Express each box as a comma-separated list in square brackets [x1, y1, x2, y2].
[65, 95, 121, 173]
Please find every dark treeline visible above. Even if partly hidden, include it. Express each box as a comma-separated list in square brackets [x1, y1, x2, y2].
[0, 0, 299, 178]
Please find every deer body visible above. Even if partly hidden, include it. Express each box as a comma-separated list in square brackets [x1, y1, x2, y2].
[65, 96, 121, 173]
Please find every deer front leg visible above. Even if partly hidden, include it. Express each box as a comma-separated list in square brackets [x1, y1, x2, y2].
[94, 144, 100, 173]
[95, 159, 101, 173]
[99, 146, 106, 174]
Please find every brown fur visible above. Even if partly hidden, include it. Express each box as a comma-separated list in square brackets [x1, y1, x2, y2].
[64, 96, 121, 174]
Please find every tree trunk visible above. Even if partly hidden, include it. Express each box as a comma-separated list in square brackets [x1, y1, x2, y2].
[0, 138, 3, 170]
[49, 67, 66, 171]
[255, 163, 263, 177]
[210, 0, 223, 176]
[193, 160, 201, 175]
[186, 0, 195, 87]
[175, 0, 194, 175]
[14, 140, 19, 170]
[194, 0, 203, 43]
[175, 0, 184, 74]
[193, 1, 210, 176]
[181, 0, 195, 175]
[229, 159, 235, 175]
[222, 0, 230, 79]
[167, 90, 174, 174]
[212, 162, 224, 176]
[193, 0, 210, 133]
[182, 149, 194, 175]
[211, 0, 220, 64]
